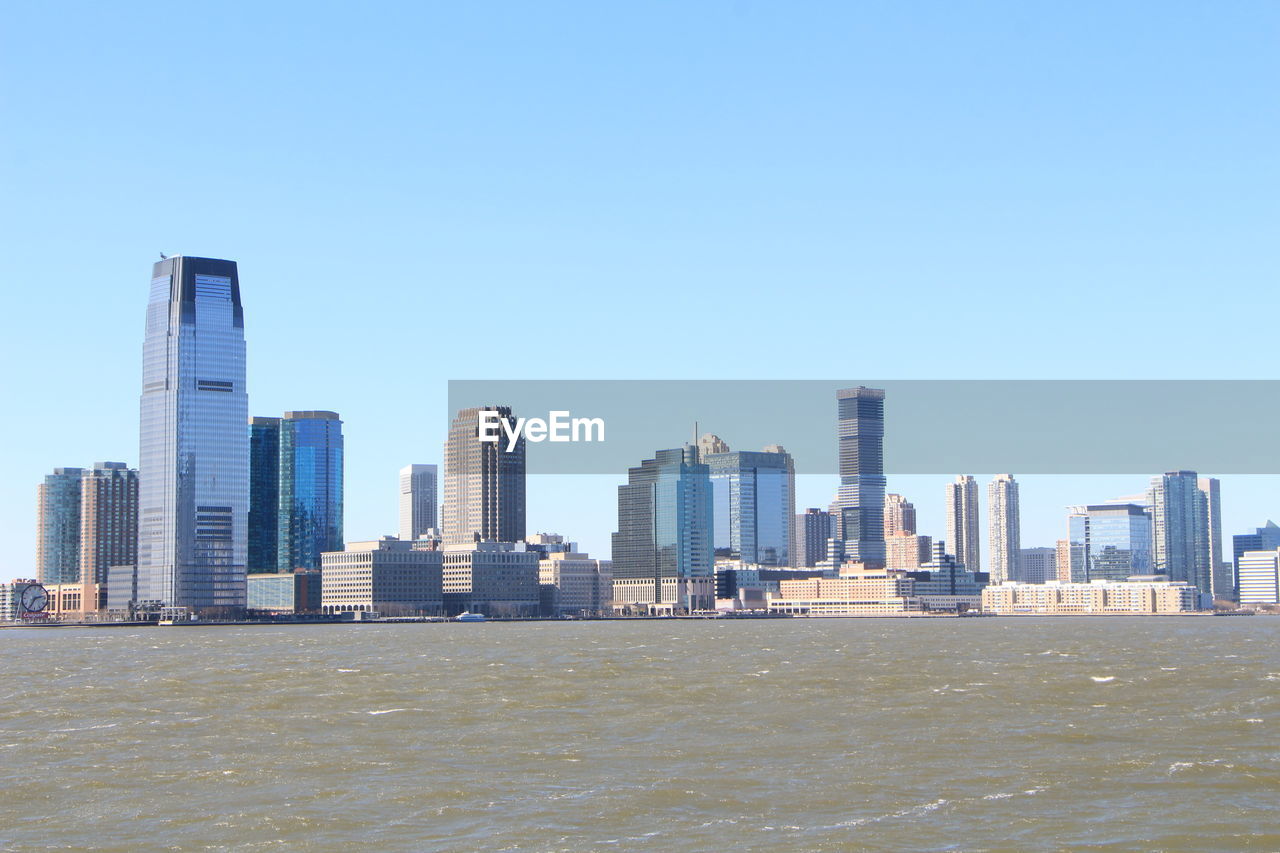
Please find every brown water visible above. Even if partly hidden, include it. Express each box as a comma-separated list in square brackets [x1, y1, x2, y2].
[1, 618, 1277, 851]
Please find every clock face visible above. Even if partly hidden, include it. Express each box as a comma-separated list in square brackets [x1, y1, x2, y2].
[19, 584, 48, 613]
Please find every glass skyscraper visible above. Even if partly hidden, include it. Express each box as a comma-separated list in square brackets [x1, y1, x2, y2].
[1150, 470, 1212, 598]
[835, 386, 886, 568]
[1067, 504, 1153, 582]
[704, 446, 794, 567]
[36, 467, 85, 584]
[277, 411, 344, 571]
[138, 256, 248, 613]
[248, 416, 281, 570]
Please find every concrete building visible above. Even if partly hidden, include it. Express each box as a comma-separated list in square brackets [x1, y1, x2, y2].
[1233, 522, 1280, 602]
[909, 541, 987, 612]
[442, 406, 525, 546]
[36, 467, 85, 584]
[1237, 548, 1280, 605]
[528, 534, 612, 616]
[794, 508, 833, 568]
[986, 474, 1020, 583]
[833, 387, 887, 568]
[1055, 539, 1072, 582]
[137, 256, 249, 615]
[441, 541, 540, 617]
[946, 475, 981, 572]
[246, 570, 322, 614]
[1018, 547, 1058, 584]
[884, 493, 917, 537]
[767, 569, 920, 616]
[399, 464, 439, 542]
[320, 538, 443, 616]
[79, 463, 138, 596]
[885, 533, 932, 572]
[982, 578, 1199, 615]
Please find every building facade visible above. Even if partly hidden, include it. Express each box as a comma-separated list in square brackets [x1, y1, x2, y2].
[883, 493, 917, 537]
[441, 541, 540, 617]
[246, 570, 322, 614]
[794, 508, 833, 568]
[277, 411, 344, 571]
[399, 463, 439, 542]
[248, 416, 281, 570]
[982, 579, 1199, 615]
[442, 406, 525, 546]
[1017, 547, 1058, 584]
[1233, 522, 1280, 602]
[36, 467, 84, 584]
[1237, 548, 1280, 605]
[834, 387, 887, 568]
[986, 474, 1020, 584]
[945, 475, 981, 572]
[320, 538, 443, 616]
[528, 534, 612, 616]
[885, 533, 932, 572]
[1149, 471, 1213, 600]
[137, 256, 249, 614]
[1067, 504, 1153, 583]
[704, 445, 794, 567]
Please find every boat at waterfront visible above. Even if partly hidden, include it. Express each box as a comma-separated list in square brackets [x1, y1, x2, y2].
[455, 612, 487, 622]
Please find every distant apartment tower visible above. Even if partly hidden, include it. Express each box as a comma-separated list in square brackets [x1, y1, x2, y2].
[1055, 539, 1072, 582]
[1233, 522, 1280, 601]
[1067, 504, 1153, 583]
[794, 508, 833, 568]
[612, 445, 714, 612]
[137, 256, 248, 613]
[987, 474, 1020, 583]
[248, 416, 281, 570]
[945, 475, 981, 572]
[399, 464, 439, 541]
[886, 534, 933, 572]
[1018, 547, 1058, 584]
[1197, 476, 1231, 601]
[1149, 471, 1212, 599]
[36, 467, 85, 584]
[442, 406, 525, 546]
[704, 441, 794, 567]
[277, 411, 344, 571]
[79, 462, 138, 587]
[884, 493, 917, 537]
[835, 386, 886, 568]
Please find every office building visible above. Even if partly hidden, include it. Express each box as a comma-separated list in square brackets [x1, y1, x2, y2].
[1233, 521, 1280, 602]
[36, 468, 84, 584]
[794, 508, 833, 568]
[612, 445, 714, 613]
[1238, 548, 1280, 605]
[321, 538, 443, 616]
[886, 533, 932, 572]
[442, 406, 525, 546]
[1018, 547, 1058, 584]
[987, 474, 1020, 583]
[528, 534, 612, 616]
[945, 475, 980, 572]
[78, 462, 139, 610]
[246, 570, 322, 614]
[399, 464, 439, 541]
[248, 416, 281, 570]
[1067, 504, 1153, 583]
[982, 579, 1199, 615]
[277, 411, 344, 571]
[884, 493, 916, 537]
[704, 444, 794, 567]
[441, 541, 540, 617]
[137, 256, 249, 614]
[767, 568, 920, 617]
[834, 386, 886, 568]
[1197, 476, 1231, 601]
[1149, 471, 1212, 600]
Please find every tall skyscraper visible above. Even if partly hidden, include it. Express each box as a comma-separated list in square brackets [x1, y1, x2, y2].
[704, 444, 794, 566]
[835, 386, 886, 568]
[1066, 504, 1153, 582]
[137, 256, 248, 613]
[442, 406, 525, 545]
[277, 411, 344, 571]
[248, 416, 281, 570]
[795, 508, 833, 568]
[79, 462, 138, 586]
[986, 474, 1020, 583]
[884, 493, 917, 537]
[399, 464, 439, 541]
[945, 475, 981, 572]
[611, 445, 714, 612]
[1149, 470, 1212, 599]
[36, 467, 85, 584]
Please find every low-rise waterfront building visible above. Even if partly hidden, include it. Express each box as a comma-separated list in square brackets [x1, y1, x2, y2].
[247, 570, 322, 614]
[981, 578, 1199, 615]
[527, 534, 612, 616]
[441, 541, 539, 617]
[320, 537, 443, 616]
[1237, 548, 1280, 605]
[767, 568, 921, 616]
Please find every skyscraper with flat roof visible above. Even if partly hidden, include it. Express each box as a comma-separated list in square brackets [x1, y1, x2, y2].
[278, 411, 344, 571]
[137, 256, 248, 613]
[248, 416, 281, 570]
[835, 386, 886, 568]
[1067, 504, 1153, 582]
[884, 493, 916, 537]
[1149, 470, 1212, 599]
[987, 474, 1020, 583]
[442, 406, 525, 546]
[795, 508, 833, 568]
[36, 467, 84, 584]
[399, 464, 439, 541]
[946, 475, 981, 572]
[79, 462, 138, 587]
[704, 445, 794, 567]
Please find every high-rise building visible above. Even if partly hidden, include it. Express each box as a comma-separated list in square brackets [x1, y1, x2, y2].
[987, 474, 1020, 584]
[1233, 522, 1280, 602]
[1197, 476, 1231, 601]
[884, 493, 917, 537]
[137, 256, 248, 614]
[442, 406, 525, 546]
[705, 445, 794, 567]
[612, 445, 714, 612]
[248, 416, 281, 570]
[835, 386, 886, 568]
[1055, 538, 1072, 582]
[886, 533, 932, 571]
[945, 475, 980, 572]
[1149, 471, 1212, 599]
[794, 508, 833, 568]
[79, 462, 138, 591]
[1067, 504, 1154, 583]
[277, 411, 344, 571]
[36, 467, 85, 584]
[399, 464, 439, 542]
[1017, 547, 1058, 584]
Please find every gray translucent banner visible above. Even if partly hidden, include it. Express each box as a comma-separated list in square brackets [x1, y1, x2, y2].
[447, 380, 1280, 475]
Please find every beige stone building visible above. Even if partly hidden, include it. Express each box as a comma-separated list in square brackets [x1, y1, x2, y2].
[981, 579, 1199, 615]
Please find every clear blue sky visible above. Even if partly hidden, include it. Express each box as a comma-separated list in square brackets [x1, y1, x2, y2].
[3, 1, 1278, 569]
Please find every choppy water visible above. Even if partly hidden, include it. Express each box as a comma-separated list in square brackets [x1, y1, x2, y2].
[1, 618, 1278, 851]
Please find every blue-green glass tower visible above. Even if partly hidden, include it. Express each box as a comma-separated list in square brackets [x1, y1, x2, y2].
[277, 411, 344, 571]
[248, 416, 281, 570]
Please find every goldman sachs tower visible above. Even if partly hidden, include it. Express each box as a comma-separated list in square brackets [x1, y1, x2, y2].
[137, 256, 249, 614]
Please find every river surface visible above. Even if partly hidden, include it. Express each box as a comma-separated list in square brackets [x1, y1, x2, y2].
[1, 617, 1277, 851]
